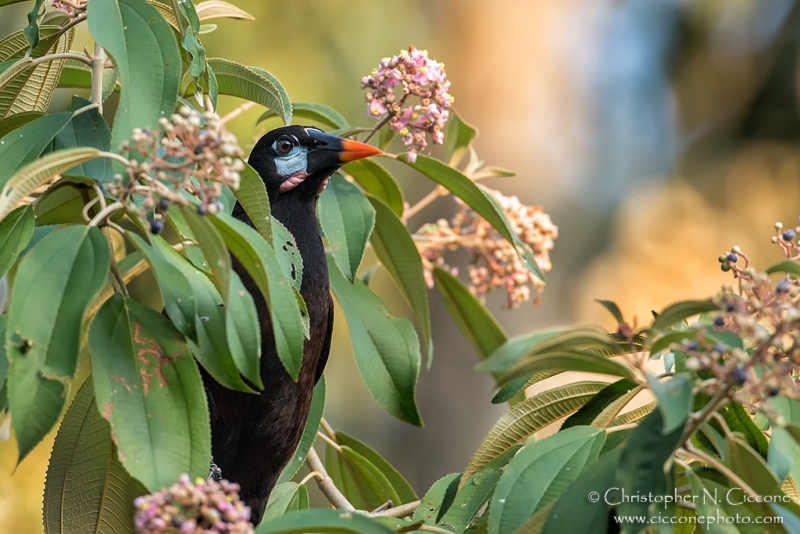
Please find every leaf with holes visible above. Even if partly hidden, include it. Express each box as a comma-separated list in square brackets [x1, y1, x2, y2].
[43, 380, 147, 533]
[89, 295, 210, 491]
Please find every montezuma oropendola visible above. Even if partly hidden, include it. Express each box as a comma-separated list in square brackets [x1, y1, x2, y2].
[200, 126, 381, 525]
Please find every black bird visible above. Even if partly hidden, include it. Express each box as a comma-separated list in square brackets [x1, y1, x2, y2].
[200, 126, 381, 525]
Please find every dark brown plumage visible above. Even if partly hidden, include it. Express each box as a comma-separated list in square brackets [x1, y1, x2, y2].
[200, 126, 380, 525]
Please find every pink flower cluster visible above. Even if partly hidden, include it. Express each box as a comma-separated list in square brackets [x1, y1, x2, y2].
[134, 475, 253, 534]
[361, 45, 453, 162]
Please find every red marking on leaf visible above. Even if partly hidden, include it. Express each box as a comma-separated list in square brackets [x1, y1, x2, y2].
[132, 322, 181, 395]
[111, 374, 132, 392]
[103, 402, 113, 420]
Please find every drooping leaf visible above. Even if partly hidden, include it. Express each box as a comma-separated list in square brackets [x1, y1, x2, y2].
[256, 509, 396, 534]
[333, 431, 418, 504]
[7, 225, 109, 461]
[489, 426, 606, 534]
[434, 266, 507, 361]
[232, 162, 272, 241]
[51, 96, 113, 182]
[648, 300, 720, 335]
[89, 295, 211, 492]
[328, 256, 422, 426]
[400, 154, 545, 282]
[0, 25, 74, 117]
[43, 380, 147, 534]
[463, 381, 607, 484]
[615, 410, 683, 529]
[319, 175, 375, 282]
[195, 0, 255, 21]
[0, 205, 34, 279]
[594, 299, 625, 324]
[646, 373, 694, 434]
[343, 159, 404, 217]
[88, 0, 181, 154]
[277, 377, 325, 484]
[0, 110, 72, 189]
[368, 195, 431, 362]
[0, 147, 102, 220]
[209, 58, 292, 125]
[258, 102, 349, 129]
[209, 211, 307, 380]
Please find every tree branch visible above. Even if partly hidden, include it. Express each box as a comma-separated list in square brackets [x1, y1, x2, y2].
[305, 447, 356, 512]
[369, 499, 421, 519]
[90, 44, 106, 111]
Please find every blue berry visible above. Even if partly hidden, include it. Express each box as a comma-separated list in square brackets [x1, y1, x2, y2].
[732, 366, 747, 385]
[768, 387, 780, 397]
[727, 253, 738, 263]
[197, 203, 209, 216]
[713, 316, 725, 327]
[686, 341, 699, 352]
[157, 197, 171, 211]
[149, 220, 165, 235]
[713, 343, 726, 354]
[776, 281, 791, 294]
[782, 229, 796, 242]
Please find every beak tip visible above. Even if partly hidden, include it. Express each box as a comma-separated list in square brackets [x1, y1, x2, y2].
[340, 139, 382, 162]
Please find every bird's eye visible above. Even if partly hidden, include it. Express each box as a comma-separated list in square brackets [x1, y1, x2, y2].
[276, 137, 295, 155]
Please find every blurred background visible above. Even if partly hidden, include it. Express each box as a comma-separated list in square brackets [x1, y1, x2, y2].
[3, 0, 800, 530]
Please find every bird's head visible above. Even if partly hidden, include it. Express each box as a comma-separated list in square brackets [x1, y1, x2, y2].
[248, 126, 381, 202]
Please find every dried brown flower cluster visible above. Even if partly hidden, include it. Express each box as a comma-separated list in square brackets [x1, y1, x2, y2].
[107, 106, 244, 230]
[680, 228, 800, 407]
[416, 188, 557, 308]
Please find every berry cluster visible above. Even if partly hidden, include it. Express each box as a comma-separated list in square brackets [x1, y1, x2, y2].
[676, 229, 800, 408]
[134, 475, 253, 534]
[361, 46, 453, 163]
[107, 106, 244, 234]
[416, 188, 557, 308]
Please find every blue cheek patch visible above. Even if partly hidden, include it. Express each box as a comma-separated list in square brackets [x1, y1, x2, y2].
[275, 150, 308, 177]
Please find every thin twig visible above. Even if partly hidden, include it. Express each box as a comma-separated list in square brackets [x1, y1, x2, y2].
[370, 499, 421, 519]
[320, 418, 337, 439]
[48, 13, 87, 43]
[402, 186, 447, 224]
[606, 422, 639, 434]
[220, 101, 255, 125]
[92, 183, 107, 211]
[316, 431, 342, 452]
[87, 201, 123, 227]
[305, 447, 356, 511]
[299, 471, 325, 486]
[81, 194, 101, 223]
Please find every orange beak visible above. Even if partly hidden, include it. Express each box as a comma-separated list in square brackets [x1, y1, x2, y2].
[339, 139, 383, 162]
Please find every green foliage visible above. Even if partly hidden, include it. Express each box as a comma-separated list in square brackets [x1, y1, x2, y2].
[0, 2, 796, 533]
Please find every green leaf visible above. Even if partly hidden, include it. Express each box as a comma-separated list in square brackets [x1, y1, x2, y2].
[646, 373, 693, 434]
[176, 0, 206, 78]
[413, 473, 460, 524]
[766, 260, 800, 277]
[770, 397, 800, 481]
[262, 482, 304, 523]
[258, 102, 349, 129]
[0, 110, 72, 190]
[52, 96, 113, 182]
[0, 205, 34, 279]
[590, 385, 643, 429]
[489, 426, 606, 534]
[89, 295, 211, 492]
[615, 409, 683, 530]
[277, 376, 325, 484]
[181, 205, 231, 296]
[488, 348, 636, 386]
[400, 154, 545, 282]
[150, 236, 253, 392]
[463, 381, 607, 483]
[233, 162, 272, 241]
[725, 433, 780, 496]
[343, 159, 404, 218]
[23, 0, 47, 48]
[88, 0, 181, 153]
[43, 379, 147, 534]
[0, 0, 30, 7]
[195, 0, 255, 21]
[209, 58, 292, 125]
[326, 442, 401, 511]
[368, 195, 432, 362]
[648, 300, 720, 335]
[594, 299, 624, 324]
[648, 330, 698, 358]
[444, 109, 477, 166]
[719, 402, 769, 458]
[319, 175, 375, 282]
[209, 211, 307, 380]
[257, 509, 396, 534]
[685, 470, 743, 534]
[328, 256, 422, 426]
[334, 431, 418, 504]
[541, 449, 622, 534]
[0, 25, 74, 117]
[562, 379, 637, 429]
[0, 111, 43, 139]
[0, 147, 102, 220]
[434, 266, 507, 361]
[271, 218, 303, 291]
